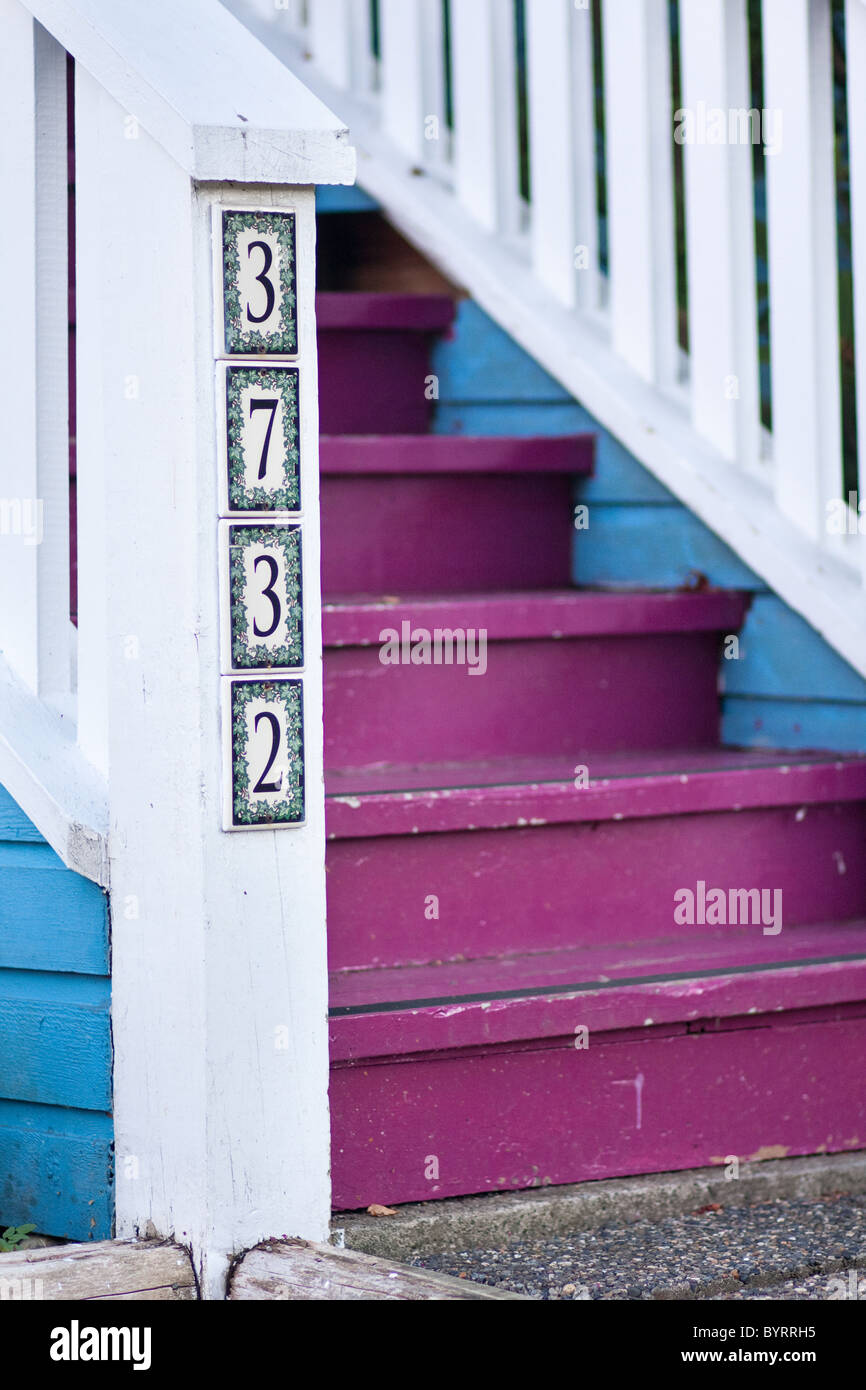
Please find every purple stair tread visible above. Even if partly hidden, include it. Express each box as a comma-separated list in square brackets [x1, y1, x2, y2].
[321, 476, 574, 593]
[316, 292, 456, 331]
[329, 920, 866, 1058]
[319, 434, 595, 475]
[331, 919, 866, 1007]
[326, 746, 862, 791]
[323, 589, 750, 645]
[325, 750, 866, 839]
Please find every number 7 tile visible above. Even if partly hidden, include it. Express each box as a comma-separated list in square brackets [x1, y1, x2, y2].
[218, 363, 301, 514]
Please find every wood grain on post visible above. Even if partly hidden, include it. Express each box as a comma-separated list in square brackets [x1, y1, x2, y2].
[229, 1240, 527, 1300]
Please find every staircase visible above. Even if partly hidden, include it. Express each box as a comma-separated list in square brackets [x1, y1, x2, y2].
[319, 293, 866, 1213]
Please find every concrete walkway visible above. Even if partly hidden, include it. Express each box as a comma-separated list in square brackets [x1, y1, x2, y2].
[334, 1153, 866, 1301]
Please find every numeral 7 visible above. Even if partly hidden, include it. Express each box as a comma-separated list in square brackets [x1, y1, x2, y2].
[249, 397, 279, 480]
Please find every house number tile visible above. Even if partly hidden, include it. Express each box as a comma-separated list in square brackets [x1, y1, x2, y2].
[221, 209, 297, 356]
[220, 364, 300, 514]
[223, 677, 305, 829]
[220, 521, 303, 672]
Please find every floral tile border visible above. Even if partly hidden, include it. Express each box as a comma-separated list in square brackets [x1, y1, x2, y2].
[222, 210, 298, 356]
[229, 678, 305, 827]
[224, 366, 301, 513]
[228, 523, 303, 670]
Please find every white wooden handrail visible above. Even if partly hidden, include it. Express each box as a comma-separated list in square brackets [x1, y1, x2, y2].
[229, 0, 866, 679]
[20, 0, 355, 182]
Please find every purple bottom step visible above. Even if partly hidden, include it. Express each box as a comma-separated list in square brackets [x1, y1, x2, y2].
[330, 1003, 866, 1210]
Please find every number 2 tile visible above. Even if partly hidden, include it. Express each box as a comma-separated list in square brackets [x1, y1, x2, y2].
[221, 209, 297, 356]
[221, 364, 300, 513]
[220, 521, 303, 672]
[224, 677, 305, 829]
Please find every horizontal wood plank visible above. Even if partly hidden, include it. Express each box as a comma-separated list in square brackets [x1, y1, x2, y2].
[0, 786, 44, 843]
[0, 1100, 113, 1240]
[0, 1239, 195, 1300]
[722, 697, 866, 754]
[574, 505, 764, 590]
[0, 843, 108, 974]
[720, 595, 866, 703]
[229, 1239, 526, 1299]
[0, 972, 110, 1110]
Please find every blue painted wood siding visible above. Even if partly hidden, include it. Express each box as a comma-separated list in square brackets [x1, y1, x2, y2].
[0, 785, 112, 1240]
[430, 299, 866, 755]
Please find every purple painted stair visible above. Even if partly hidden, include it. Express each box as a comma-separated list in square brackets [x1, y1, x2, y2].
[318, 293, 455, 434]
[320, 435, 592, 592]
[320, 292, 866, 1213]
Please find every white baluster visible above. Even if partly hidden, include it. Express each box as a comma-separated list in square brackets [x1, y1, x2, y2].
[0, 1, 39, 692]
[419, 0, 449, 171]
[308, 0, 367, 91]
[526, 0, 599, 309]
[602, 0, 678, 386]
[845, 0, 866, 560]
[34, 23, 72, 701]
[679, 0, 760, 467]
[762, 0, 841, 542]
[379, 0, 426, 164]
[451, 0, 519, 235]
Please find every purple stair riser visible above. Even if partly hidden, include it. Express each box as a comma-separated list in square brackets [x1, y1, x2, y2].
[329, 1009, 866, 1209]
[316, 297, 456, 437]
[321, 474, 574, 594]
[325, 800, 866, 970]
[323, 632, 723, 766]
[316, 294, 457, 332]
[319, 329, 436, 434]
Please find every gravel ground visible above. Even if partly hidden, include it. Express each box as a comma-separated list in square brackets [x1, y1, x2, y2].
[405, 1193, 866, 1300]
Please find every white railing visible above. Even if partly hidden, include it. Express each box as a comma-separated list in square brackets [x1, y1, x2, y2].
[230, 0, 866, 678]
[0, 0, 353, 1295]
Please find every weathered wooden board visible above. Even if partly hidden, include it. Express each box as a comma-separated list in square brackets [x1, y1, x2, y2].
[0, 787, 44, 842]
[721, 595, 866, 703]
[0, 1239, 196, 1300]
[229, 1240, 525, 1300]
[0, 841, 108, 974]
[0, 1100, 113, 1240]
[574, 504, 763, 590]
[0, 973, 110, 1109]
[722, 698, 866, 754]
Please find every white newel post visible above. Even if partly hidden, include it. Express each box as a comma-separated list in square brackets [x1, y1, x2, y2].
[70, 27, 348, 1293]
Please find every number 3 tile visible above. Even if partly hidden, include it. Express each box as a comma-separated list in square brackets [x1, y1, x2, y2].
[223, 677, 305, 829]
[219, 521, 303, 672]
[220, 209, 297, 357]
[219, 364, 300, 513]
